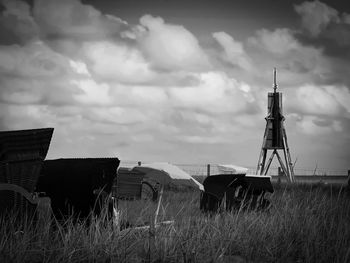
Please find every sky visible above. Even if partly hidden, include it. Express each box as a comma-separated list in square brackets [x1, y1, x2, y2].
[0, 0, 349, 171]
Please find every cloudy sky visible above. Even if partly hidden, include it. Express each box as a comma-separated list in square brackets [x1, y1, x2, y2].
[0, 0, 349, 171]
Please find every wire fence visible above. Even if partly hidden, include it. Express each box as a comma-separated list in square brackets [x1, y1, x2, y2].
[119, 160, 349, 177]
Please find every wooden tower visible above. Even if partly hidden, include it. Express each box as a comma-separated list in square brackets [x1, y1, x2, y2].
[256, 69, 294, 182]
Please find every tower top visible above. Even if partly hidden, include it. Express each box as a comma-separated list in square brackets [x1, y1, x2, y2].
[273, 67, 277, 93]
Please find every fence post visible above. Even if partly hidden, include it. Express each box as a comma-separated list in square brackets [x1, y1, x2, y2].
[207, 164, 210, 177]
[277, 167, 283, 185]
[348, 170, 350, 188]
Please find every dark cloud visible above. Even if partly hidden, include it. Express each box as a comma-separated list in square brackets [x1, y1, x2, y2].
[319, 58, 350, 88]
[0, 0, 38, 44]
[31, 0, 128, 41]
[284, 60, 311, 74]
[325, 22, 350, 46]
[295, 28, 350, 59]
[291, 1, 350, 89]
[0, 23, 21, 45]
[294, 0, 340, 37]
[0, 0, 129, 48]
[294, 1, 350, 60]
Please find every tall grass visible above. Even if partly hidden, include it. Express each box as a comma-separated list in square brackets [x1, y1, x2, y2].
[1, 184, 350, 262]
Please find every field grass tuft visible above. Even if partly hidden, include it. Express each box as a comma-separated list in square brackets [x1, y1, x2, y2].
[1, 184, 349, 262]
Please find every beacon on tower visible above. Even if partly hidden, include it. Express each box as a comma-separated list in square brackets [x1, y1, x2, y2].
[256, 68, 294, 182]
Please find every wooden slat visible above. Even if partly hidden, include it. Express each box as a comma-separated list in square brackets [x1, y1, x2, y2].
[114, 169, 144, 199]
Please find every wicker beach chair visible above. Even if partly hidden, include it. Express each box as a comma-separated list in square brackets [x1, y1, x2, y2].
[0, 128, 53, 219]
[200, 174, 274, 212]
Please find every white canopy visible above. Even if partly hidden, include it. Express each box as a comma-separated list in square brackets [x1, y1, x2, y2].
[217, 164, 249, 174]
[132, 162, 204, 191]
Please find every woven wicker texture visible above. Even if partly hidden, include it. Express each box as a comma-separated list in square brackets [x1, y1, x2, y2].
[0, 128, 54, 215]
[0, 128, 54, 161]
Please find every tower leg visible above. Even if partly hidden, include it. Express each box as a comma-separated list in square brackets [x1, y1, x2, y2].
[256, 148, 263, 174]
[263, 150, 276, 175]
[282, 125, 294, 181]
[275, 150, 291, 182]
[260, 149, 267, 175]
[257, 149, 267, 175]
[257, 122, 269, 175]
[282, 148, 292, 182]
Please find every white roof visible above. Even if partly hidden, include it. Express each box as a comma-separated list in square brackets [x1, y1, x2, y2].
[133, 162, 204, 191]
[217, 164, 249, 174]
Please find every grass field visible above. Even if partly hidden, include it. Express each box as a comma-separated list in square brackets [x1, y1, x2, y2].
[1, 184, 350, 263]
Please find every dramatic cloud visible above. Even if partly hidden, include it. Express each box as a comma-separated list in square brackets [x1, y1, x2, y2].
[294, 0, 340, 37]
[0, 0, 39, 43]
[247, 27, 333, 85]
[248, 28, 301, 54]
[169, 71, 255, 114]
[294, 1, 350, 46]
[0, 0, 349, 169]
[71, 79, 111, 105]
[82, 41, 155, 83]
[296, 115, 342, 135]
[136, 14, 210, 71]
[293, 84, 348, 117]
[0, 41, 77, 106]
[0, 42, 69, 77]
[32, 0, 128, 40]
[212, 31, 251, 70]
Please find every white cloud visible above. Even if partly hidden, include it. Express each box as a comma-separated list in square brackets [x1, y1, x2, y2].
[69, 60, 91, 76]
[212, 31, 251, 70]
[0, 41, 69, 77]
[295, 85, 339, 116]
[105, 83, 169, 108]
[174, 135, 226, 144]
[86, 106, 152, 125]
[0, 103, 57, 130]
[71, 79, 111, 105]
[1, 82, 42, 105]
[82, 41, 155, 83]
[324, 85, 350, 115]
[137, 14, 210, 71]
[131, 134, 154, 143]
[248, 28, 300, 54]
[129, 86, 168, 105]
[169, 71, 254, 114]
[247, 28, 330, 83]
[296, 115, 342, 135]
[0, 41, 77, 106]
